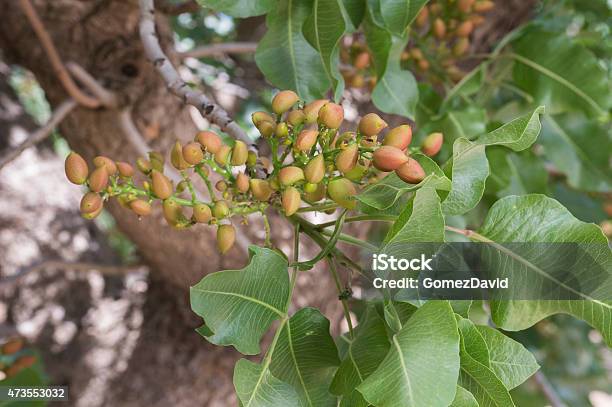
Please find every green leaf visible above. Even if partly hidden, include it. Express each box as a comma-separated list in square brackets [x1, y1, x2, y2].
[190, 246, 289, 355]
[270, 308, 340, 407]
[303, 0, 346, 100]
[486, 149, 549, 197]
[476, 326, 540, 390]
[540, 114, 612, 193]
[379, 0, 429, 35]
[341, 0, 366, 29]
[478, 195, 612, 346]
[255, 0, 330, 100]
[357, 301, 460, 407]
[457, 318, 516, 407]
[450, 386, 479, 407]
[442, 106, 544, 215]
[372, 38, 419, 119]
[511, 27, 611, 117]
[356, 153, 450, 211]
[363, 6, 391, 77]
[234, 359, 300, 407]
[196, 0, 274, 17]
[331, 305, 391, 407]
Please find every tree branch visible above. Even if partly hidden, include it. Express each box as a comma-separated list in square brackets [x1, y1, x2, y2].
[532, 371, 566, 407]
[179, 42, 258, 59]
[18, 0, 101, 108]
[66, 62, 117, 107]
[138, 0, 252, 145]
[0, 99, 78, 170]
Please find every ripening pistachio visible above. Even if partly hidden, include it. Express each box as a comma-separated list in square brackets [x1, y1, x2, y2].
[80, 192, 102, 214]
[304, 154, 325, 183]
[130, 199, 152, 216]
[415, 5, 429, 27]
[217, 224, 235, 254]
[456, 20, 474, 37]
[252, 111, 274, 126]
[296, 129, 319, 151]
[303, 182, 326, 203]
[418, 59, 430, 71]
[433, 18, 446, 39]
[136, 158, 152, 174]
[148, 151, 164, 172]
[216, 180, 228, 192]
[335, 132, 356, 149]
[231, 141, 248, 166]
[259, 157, 272, 172]
[360, 135, 378, 148]
[162, 199, 185, 226]
[470, 15, 485, 27]
[372, 146, 409, 172]
[151, 170, 173, 199]
[281, 186, 301, 216]
[359, 113, 388, 138]
[196, 131, 222, 154]
[171, 142, 190, 170]
[279, 166, 305, 186]
[214, 144, 232, 166]
[212, 200, 230, 219]
[116, 162, 134, 177]
[250, 179, 273, 201]
[1, 339, 23, 355]
[287, 110, 306, 127]
[175, 180, 188, 194]
[453, 38, 470, 56]
[303, 182, 318, 193]
[82, 204, 103, 220]
[182, 142, 204, 165]
[458, 0, 475, 13]
[272, 90, 299, 115]
[474, 0, 494, 12]
[354, 52, 370, 69]
[193, 203, 212, 223]
[88, 166, 109, 193]
[384, 125, 413, 151]
[275, 122, 289, 138]
[93, 156, 117, 175]
[303, 99, 328, 124]
[318, 103, 344, 129]
[395, 158, 426, 184]
[336, 144, 359, 174]
[328, 178, 357, 209]
[256, 120, 276, 138]
[247, 151, 258, 167]
[344, 162, 368, 181]
[65, 152, 89, 185]
[421, 132, 444, 156]
[235, 172, 250, 193]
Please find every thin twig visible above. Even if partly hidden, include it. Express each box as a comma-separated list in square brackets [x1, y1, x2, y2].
[138, 0, 252, 145]
[66, 62, 117, 107]
[0, 260, 146, 288]
[0, 99, 78, 170]
[532, 371, 566, 407]
[179, 42, 258, 59]
[18, 0, 101, 108]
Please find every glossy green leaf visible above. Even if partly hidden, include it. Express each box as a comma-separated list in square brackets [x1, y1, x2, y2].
[486, 149, 549, 197]
[476, 326, 540, 389]
[478, 195, 612, 346]
[380, 0, 429, 35]
[196, 0, 274, 17]
[255, 0, 329, 100]
[234, 359, 299, 407]
[303, 0, 346, 100]
[442, 106, 544, 215]
[190, 246, 289, 355]
[450, 386, 479, 407]
[540, 114, 612, 193]
[357, 301, 460, 407]
[356, 153, 450, 211]
[270, 308, 340, 407]
[331, 305, 390, 407]
[341, 0, 366, 29]
[511, 27, 611, 117]
[457, 318, 516, 406]
[363, 5, 391, 77]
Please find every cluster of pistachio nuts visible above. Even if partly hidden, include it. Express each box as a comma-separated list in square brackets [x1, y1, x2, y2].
[341, 0, 493, 88]
[65, 90, 443, 254]
[0, 338, 37, 379]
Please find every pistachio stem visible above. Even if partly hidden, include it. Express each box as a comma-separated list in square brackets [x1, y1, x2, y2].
[297, 201, 339, 213]
[262, 212, 272, 247]
[194, 165, 216, 199]
[326, 257, 354, 339]
[314, 214, 397, 229]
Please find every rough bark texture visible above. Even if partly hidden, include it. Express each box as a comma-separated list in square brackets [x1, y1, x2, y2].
[0, 1, 342, 405]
